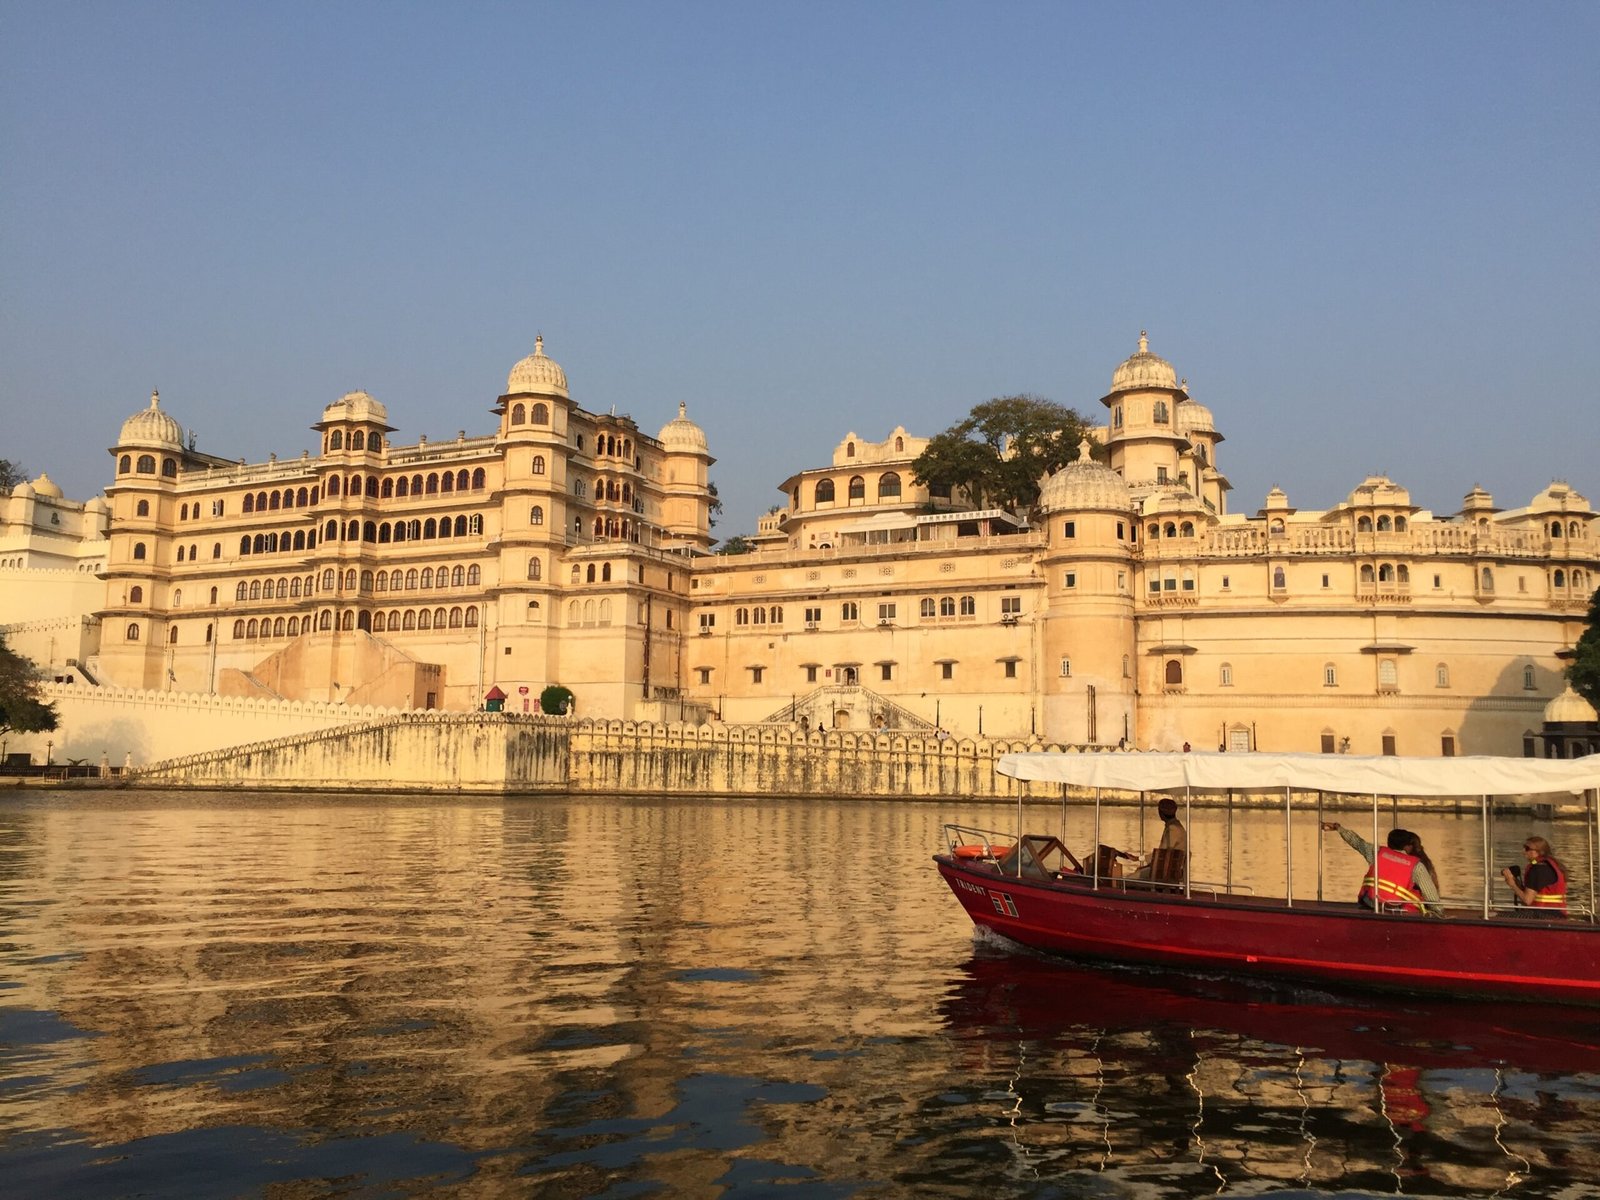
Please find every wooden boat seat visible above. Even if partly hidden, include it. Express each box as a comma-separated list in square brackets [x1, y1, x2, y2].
[1145, 847, 1187, 886]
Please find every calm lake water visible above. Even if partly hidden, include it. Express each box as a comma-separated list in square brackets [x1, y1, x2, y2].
[2, 790, 1598, 1199]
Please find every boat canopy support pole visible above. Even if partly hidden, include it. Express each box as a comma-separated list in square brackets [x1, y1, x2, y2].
[1185, 786, 1193, 899]
[1316, 791, 1325, 902]
[1589, 787, 1598, 924]
[1481, 794, 1492, 920]
[1226, 789, 1234, 897]
[1284, 786, 1294, 908]
[1093, 788, 1103, 890]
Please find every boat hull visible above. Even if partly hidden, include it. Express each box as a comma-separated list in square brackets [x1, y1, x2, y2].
[937, 855, 1600, 1006]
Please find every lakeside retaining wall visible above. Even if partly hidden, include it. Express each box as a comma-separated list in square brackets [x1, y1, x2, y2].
[124, 711, 1070, 799]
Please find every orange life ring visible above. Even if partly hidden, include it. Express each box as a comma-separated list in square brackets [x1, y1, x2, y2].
[953, 843, 1011, 860]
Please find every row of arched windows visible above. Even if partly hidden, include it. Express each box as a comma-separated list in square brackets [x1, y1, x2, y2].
[508, 402, 551, 425]
[319, 514, 483, 543]
[325, 468, 487, 499]
[1147, 520, 1197, 539]
[242, 487, 318, 513]
[236, 576, 316, 601]
[1359, 563, 1411, 584]
[734, 606, 784, 626]
[1355, 514, 1410, 532]
[118, 454, 177, 476]
[325, 429, 381, 452]
[814, 473, 902, 505]
[231, 606, 481, 639]
[240, 530, 317, 555]
[918, 595, 979, 617]
[568, 598, 613, 627]
[596, 432, 631, 459]
[1551, 520, 1584, 538]
[843, 437, 905, 457]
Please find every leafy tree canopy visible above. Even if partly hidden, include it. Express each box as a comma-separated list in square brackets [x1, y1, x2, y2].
[707, 481, 723, 530]
[716, 535, 753, 555]
[1569, 586, 1600, 715]
[0, 458, 26, 494]
[539, 684, 575, 716]
[0, 633, 59, 739]
[910, 394, 1098, 516]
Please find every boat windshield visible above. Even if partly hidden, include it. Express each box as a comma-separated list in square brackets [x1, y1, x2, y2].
[996, 836, 1075, 881]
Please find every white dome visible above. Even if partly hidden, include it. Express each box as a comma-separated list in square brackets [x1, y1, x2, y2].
[506, 335, 569, 398]
[1109, 331, 1179, 394]
[1545, 684, 1598, 725]
[1038, 438, 1131, 513]
[658, 402, 709, 455]
[1176, 399, 1215, 434]
[119, 390, 184, 448]
[30, 473, 63, 499]
[320, 389, 389, 425]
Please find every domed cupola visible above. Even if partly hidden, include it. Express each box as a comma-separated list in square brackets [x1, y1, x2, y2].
[1038, 439, 1132, 513]
[1108, 331, 1179, 395]
[1176, 398, 1216, 436]
[320, 389, 390, 427]
[506, 335, 569, 399]
[1544, 684, 1599, 726]
[30, 473, 64, 499]
[118, 390, 184, 449]
[658, 402, 709, 456]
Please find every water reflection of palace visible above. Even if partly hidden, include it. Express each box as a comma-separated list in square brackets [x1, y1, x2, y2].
[4, 795, 1598, 1197]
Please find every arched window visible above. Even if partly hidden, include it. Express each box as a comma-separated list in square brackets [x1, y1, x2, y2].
[1180, 521, 1195, 537]
[456, 470, 469, 490]
[402, 609, 417, 630]
[136, 499, 150, 517]
[528, 558, 542, 580]
[1523, 664, 1536, 689]
[586, 564, 596, 583]
[272, 617, 285, 637]
[465, 606, 478, 627]
[176, 546, 185, 562]
[365, 477, 378, 498]
[133, 542, 147, 560]
[330, 430, 344, 450]
[1153, 400, 1168, 423]
[1436, 663, 1450, 688]
[1272, 566, 1286, 589]
[449, 606, 463, 628]
[531, 505, 544, 525]
[161, 458, 177, 477]
[167, 627, 178, 644]
[466, 564, 480, 585]
[602, 563, 612, 582]
[1324, 663, 1338, 687]
[455, 515, 469, 536]
[340, 611, 354, 631]
[452, 565, 464, 586]
[1219, 663, 1233, 686]
[1378, 563, 1394, 582]
[1481, 567, 1494, 591]
[441, 471, 454, 493]
[350, 430, 365, 451]
[1360, 564, 1375, 583]
[573, 479, 586, 497]
[1397, 564, 1410, 583]
[126, 623, 140, 641]
[1377, 515, 1392, 531]
[472, 468, 485, 489]
[597, 599, 612, 626]
[1379, 659, 1398, 688]
[233, 619, 246, 639]
[136, 454, 156, 474]
[920, 597, 936, 617]
[1164, 659, 1183, 686]
[878, 472, 902, 499]
[120, 455, 132, 473]
[129, 585, 144, 603]
[418, 608, 433, 630]
[404, 568, 417, 589]
[372, 612, 386, 632]
[426, 473, 439, 494]
[421, 567, 434, 588]
[1395, 516, 1408, 532]
[532, 403, 548, 424]
[1357, 515, 1372, 532]
[1554, 569, 1566, 588]
[327, 476, 341, 497]
[848, 475, 865, 501]
[249, 580, 262, 600]
[511, 403, 526, 424]
[815, 479, 835, 504]
[290, 577, 302, 597]
[236, 582, 248, 601]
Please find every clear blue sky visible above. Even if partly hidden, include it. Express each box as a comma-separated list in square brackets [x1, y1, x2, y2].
[3, 1, 1596, 534]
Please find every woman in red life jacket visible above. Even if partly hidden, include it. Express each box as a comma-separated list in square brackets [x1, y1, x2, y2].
[1500, 835, 1568, 917]
[1321, 823, 1443, 915]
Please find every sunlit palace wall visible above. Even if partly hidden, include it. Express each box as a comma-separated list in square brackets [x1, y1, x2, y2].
[6, 331, 1594, 762]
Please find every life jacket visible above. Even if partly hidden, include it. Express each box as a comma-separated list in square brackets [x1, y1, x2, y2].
[1531, 856, 1568, 912]
[1359, 846, 1425, 914]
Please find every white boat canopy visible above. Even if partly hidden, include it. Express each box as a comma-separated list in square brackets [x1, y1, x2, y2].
[996, 751, 1600, 797]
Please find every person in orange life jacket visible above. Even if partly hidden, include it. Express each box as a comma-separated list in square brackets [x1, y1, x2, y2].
[1321, 823, 1442, 915]
[1501, 835, 1568, 916]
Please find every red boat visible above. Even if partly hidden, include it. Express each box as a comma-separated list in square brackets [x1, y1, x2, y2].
[936, 751, 1600, 1006]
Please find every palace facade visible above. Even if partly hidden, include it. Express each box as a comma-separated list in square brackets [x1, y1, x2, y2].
[51, 333, 1600, 755]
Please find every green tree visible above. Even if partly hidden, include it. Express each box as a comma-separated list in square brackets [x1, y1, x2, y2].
[0, 632, 58, 740]
[539, 684, 575, 716]
[910, 394, 1098, 516]
[707, 481, 723, 530]
[716, 535, 753, 555]
[0, 458, 26, 494]
[1569, 586, 1600, 714]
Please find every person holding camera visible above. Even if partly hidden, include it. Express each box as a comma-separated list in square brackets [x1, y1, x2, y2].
[1501, 836, 1568, 917]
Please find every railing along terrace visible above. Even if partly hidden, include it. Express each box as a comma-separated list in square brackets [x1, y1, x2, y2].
[1140, 523, 1570, 562]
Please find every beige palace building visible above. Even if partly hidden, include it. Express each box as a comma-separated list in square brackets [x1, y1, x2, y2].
[81, 333, 1599, 756]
